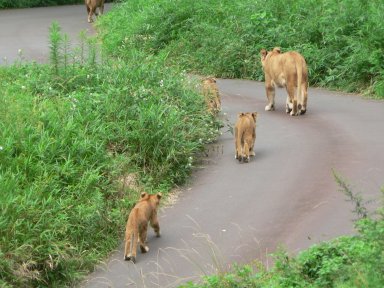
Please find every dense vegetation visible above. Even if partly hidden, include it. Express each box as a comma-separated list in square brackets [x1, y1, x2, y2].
[0, 0, 81, 8]
[1, 0, 383, 287]
[99, 0, 384, 98]
[0, 22, 218, 287]
[0, 0, 116, 9]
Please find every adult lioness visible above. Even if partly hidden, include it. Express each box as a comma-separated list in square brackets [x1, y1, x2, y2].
[260, 47, 308, 116]
[202, 77, 221, 114]
[235, 112, 257, 163]
[124, 192, 162, 263]
[84, 0, 105, 23]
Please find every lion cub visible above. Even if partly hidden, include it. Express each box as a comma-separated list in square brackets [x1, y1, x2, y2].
[124, 192, 162, 263]
[84, 0, 105, 23]
[235, 112, 257, 163]
[202, 77, 221, 114]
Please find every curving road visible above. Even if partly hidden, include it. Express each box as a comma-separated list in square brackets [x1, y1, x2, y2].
[1, 4, 384, 288]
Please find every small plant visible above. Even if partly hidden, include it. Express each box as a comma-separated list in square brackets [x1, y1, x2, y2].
[49, 21, 62, 76]
[333, 170, 369, 220]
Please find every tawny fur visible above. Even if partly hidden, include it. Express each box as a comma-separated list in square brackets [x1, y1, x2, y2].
[235, 112, 257, 163]
[260, 47, 308, 116]
[124, 192, 162, 263]
[202, 77, 221, 114]
[84, 0, 105, 23]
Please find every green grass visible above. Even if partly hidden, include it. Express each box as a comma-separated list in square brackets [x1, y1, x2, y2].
[98, 0, 384, 98]
[0, 0, 82, 8]
[0, 20, 219, 287]
[1, 0, 383, 286]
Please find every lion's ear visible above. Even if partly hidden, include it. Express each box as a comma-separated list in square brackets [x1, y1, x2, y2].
[156, 193, 162, 199]
[140, 192, 147, 198]
[273, 47, 281, 53]
[238, 112, 245, 117]
[260, 49, 267, 60]
[251, 112, 258, 121]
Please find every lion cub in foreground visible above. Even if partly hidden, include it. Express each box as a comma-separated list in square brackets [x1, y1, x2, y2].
[235, 112, 257, 163]
[124, 192, 162, 263]
[84, 0, 105, 23]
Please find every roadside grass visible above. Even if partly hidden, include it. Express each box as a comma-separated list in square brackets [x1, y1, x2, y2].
[180, 180, 384, 288]
[98, 0, 384, 98]
[1, 0, 383, 286]
[0, 0, 82, 9]
[0, 21, 219, 286]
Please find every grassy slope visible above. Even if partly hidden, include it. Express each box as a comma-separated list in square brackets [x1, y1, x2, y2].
[0, 21, 218, 288]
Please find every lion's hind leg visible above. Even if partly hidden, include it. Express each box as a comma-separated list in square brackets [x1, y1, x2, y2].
[249, 132, 256, 157]
[299, 84, 308, 115]
[242, 135, 252, 163]
[150, 214, 161, 238]
[286, 83, 299, 116]
[124, 232, 137, 263]
[286, 96, 293, 114]
[290, 99, 298, 116]
[124, 233, 130, 261]
[234, 126, 242, 161]
[265, 84, 275, 111]
[88, 6, 97, 23]
[139, 225, 149, 254]
[243, 142, 250, 163]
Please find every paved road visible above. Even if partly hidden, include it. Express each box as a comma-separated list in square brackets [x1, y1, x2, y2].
[82, 81, 384, 287]
[0, 3, 112, 64]
[2, 4, 383, 288]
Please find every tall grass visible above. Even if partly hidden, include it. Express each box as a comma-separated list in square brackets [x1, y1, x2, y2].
[0, 21, 218, 286]
[98, 0, 384, 98]
[0, 0, 82, 8]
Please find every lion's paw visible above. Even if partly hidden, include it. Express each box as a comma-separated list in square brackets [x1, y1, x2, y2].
[141, 245, 149, 253]
[265, 104, 274, 111]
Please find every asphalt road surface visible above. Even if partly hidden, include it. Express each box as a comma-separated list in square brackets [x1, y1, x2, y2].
[0, 3, 112, 64]
[1, 4, 383, 288]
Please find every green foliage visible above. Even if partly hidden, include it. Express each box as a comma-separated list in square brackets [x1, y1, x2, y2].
[180, 264, 267, 288]
[0, 21, 218, 286]
[0, 0, 117, 9]
[2, 0, 383, 286]
[98, 0, 384, 98]
[0, 0, 82, 8]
